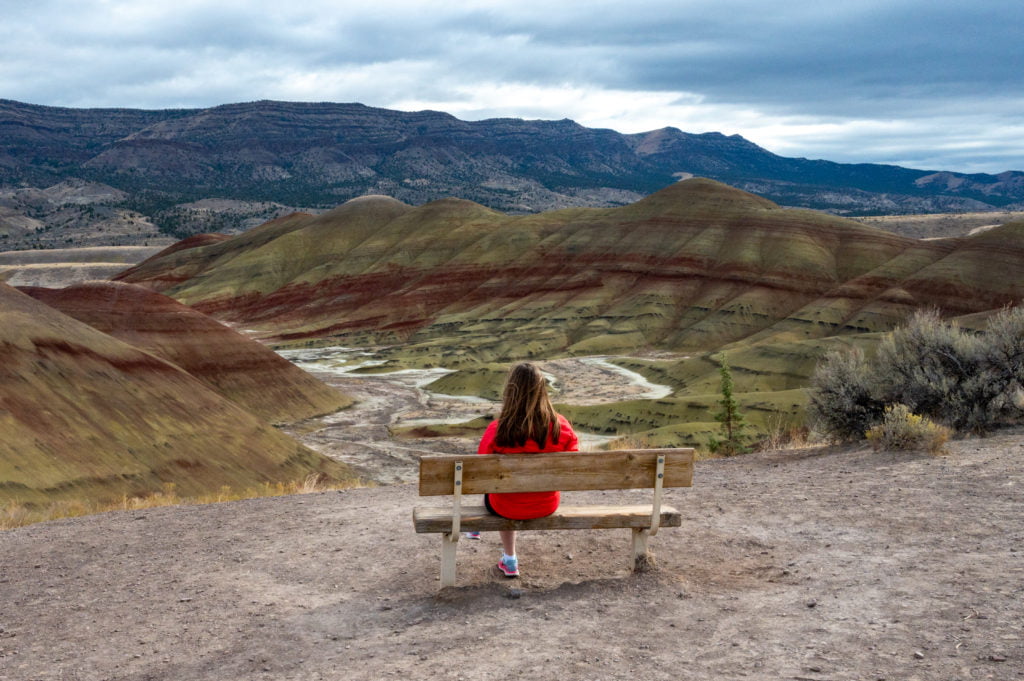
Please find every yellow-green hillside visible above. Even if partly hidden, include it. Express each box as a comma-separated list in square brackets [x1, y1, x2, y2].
[121, 179, 1008, 359]
[21, 281, 352, 424]
[0, 283, 354, 507]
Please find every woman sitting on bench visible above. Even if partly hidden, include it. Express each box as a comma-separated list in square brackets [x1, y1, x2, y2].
[473, 362, 579, 577]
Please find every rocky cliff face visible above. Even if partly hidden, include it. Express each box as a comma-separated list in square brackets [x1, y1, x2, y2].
[2, 99, 1023, 245]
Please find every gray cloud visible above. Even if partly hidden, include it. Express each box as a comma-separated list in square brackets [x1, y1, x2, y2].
[1, 0, 1023, 172]
[508, 0, 1024, 115]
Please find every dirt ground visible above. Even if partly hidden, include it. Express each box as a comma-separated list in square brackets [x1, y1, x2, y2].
[2, 427, 1022, 680]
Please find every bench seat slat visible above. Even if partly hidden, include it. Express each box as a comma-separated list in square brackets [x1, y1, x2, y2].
[413, 504, 682, 533]
[418, 449, 694, 496]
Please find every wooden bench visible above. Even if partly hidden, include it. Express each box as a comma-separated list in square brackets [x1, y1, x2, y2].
[413, 448, 694, 587]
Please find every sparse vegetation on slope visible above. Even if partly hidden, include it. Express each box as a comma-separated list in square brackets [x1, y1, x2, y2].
[0, 474, 342, 531]
[0, 283, 356, 510]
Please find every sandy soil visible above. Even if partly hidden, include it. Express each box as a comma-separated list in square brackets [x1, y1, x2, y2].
[543, 357, 677, 404]
[282, 371, 466, 486]
[0, 247, 162, 266]
[2, 428, 1022, 680]
[0, 263, 133, 287]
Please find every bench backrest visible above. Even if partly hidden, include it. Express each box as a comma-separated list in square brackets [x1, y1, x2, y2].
[418, 448, 694, 496]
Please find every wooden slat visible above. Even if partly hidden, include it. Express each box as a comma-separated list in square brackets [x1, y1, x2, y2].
[413, 504, 682, 533]
[418, 449, 694, 496]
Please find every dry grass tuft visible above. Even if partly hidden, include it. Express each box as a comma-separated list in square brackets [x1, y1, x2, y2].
[605, 432, 721, 460]
[865, 404, 952, 455]
[605, 433, 655, 451]
[0, 476, 364, 531]
[752, 413, 813, 452]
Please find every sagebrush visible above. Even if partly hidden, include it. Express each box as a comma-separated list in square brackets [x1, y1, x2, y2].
[807, 346, 884, 442]
[809, 306, 1024, 441]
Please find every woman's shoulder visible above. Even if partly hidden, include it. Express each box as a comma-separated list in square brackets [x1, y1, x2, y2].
[477, 419, 500, 454]
[554, 413, 578, 448]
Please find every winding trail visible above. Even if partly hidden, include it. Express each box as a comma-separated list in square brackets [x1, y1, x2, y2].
[277, 349, 677, 482]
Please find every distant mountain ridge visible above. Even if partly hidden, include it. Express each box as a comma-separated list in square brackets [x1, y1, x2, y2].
[3, 98, 1024, 224]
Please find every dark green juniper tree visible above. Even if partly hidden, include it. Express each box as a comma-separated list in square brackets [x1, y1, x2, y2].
[711, 353, 748, 455]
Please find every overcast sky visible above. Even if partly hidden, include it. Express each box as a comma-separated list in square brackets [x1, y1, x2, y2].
[3, 0, 1023, 174]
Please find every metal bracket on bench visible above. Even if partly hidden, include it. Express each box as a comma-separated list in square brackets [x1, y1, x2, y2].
[450, 460, 464, 540]
[649, 454, 665, 536]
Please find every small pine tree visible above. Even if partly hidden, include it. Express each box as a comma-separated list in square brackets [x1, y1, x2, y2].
[712, 354, 748, 455]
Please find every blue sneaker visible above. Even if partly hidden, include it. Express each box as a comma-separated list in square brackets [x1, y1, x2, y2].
[497, 555, 519, 577]
[464, 531, 481, 540]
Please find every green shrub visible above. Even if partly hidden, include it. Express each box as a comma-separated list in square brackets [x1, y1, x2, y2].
[807, 346, 884, 442]
[809, 306, 1024, 440]
[979, 305, 1024, 420]
[865, 404, 952, 454]
[873, 309, 993, 432]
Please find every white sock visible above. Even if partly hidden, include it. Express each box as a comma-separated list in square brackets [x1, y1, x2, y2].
[502, 552, 516, 562]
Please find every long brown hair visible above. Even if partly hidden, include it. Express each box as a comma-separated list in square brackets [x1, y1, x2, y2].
[495, 363, 561, 448]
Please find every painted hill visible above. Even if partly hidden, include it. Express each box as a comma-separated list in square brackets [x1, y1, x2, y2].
[115, 178, 1024, 445]
[118, 178, 1024, 356]
[19, 281, 352, 424]
[0, 282, 353, 508]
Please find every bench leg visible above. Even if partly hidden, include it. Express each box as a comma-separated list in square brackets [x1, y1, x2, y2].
[631, 528, 653, 572]
[440, 533, 458, 587]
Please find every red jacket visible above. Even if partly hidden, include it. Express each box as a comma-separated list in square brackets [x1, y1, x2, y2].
[477, 414, 579, 519]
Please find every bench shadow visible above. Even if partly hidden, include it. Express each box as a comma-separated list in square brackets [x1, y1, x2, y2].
[297, 569, 679, 646]
[428, 566, 678, 609]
